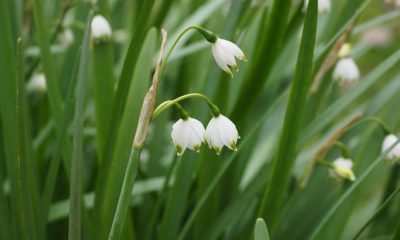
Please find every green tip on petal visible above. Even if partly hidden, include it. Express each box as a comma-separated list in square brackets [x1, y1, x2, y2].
[194, 145, 201, 153]
[230, 141, 237, 151]
[214, 147, 221, 155]
[241, 55, 248, 62]
[176, 144, 183, 156]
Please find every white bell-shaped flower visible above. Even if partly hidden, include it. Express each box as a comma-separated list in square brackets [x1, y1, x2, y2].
[333, 57, 360, 87]
[304, 0, 331, 14]
[205, 114, 239, 155]
[381, 134, 400, 161]
[58, 28, 74, 47]
[171, 117, 206, 156]
[212, 38, 246, 76]
[27, 73, 47, 93]
[329, 157, 356, 181]
[91, 15, 112, 41]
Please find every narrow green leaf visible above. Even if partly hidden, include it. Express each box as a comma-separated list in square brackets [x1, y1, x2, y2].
[93, 27, 156, 240]
[68, 13, 93, 240]
[254, 218, 270, 240]
[0, 3, 38, 239]
[90, 24, 115, 161]
[352, 187, 400, 239]
[257, 0, 318, 229]
[108, 148, 141, 240]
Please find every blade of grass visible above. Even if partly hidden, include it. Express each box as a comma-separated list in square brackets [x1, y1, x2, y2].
[0, 3, 38, 238]
[68, 13, 93, 240]
[308, 140, 400, 240]
[257, 0, 318, 229]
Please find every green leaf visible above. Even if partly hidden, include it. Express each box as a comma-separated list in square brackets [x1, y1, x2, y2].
[0, 3, 38, 239]
[254, 218, 270, 240]
[257, 0, 318, 229]
[68, 12, 93, 240]
[92, 27, 157, 240]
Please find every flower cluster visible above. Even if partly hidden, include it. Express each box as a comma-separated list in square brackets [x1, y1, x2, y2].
[171, 114, 239, 156]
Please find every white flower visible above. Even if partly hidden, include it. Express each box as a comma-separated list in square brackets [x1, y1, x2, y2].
[333, 57, 360, 87]
[171, 117, 206, 156]
[329, 157, 356, 181]
[304, 0, 331, 14]
[212, 38, 246, 76]
[91, 15, 112, 41]
[381, 134, 400, 161]
[27, 73, 47, 93]
[205, 114, 239, 155]
[58, 28, 74, 47]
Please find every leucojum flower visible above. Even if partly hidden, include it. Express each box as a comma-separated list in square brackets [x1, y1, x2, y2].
[58, 28, 74, 47]
[381, 134, 400, 162]
[304, 0, 331, 14]
[91, 14, 112, 42]
[211, 38, 247, 76]
[171, 108, 206, 156]
[27, 73, 47, 93]
[205, 114, 239, 155]
[333, 43, 360, 88]
[329, 157, 356, 181]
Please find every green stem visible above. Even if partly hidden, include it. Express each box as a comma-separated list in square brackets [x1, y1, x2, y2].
[346, 116, 391, 135]
[107, 147, 141, 240]
[333, 141, 351, 159]
[153, 93, 219, 119]
[160, 25, 217, 76]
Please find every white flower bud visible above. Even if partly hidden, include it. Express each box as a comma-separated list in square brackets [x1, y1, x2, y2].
[381, 134, 400, 161]
[212, 38, 246, 76]
[91, 15, 112, 41]
[171, 117, 206, 156]
[333, 57, 360, 87]
[205, 114, 239, 155]
[329, 157, 356, 181]
[304, 0, 331, 14]
[27, 73, 47, 93]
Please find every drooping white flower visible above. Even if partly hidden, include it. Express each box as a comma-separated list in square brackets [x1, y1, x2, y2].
[333, 57, 360, 87]
[205, 114, 239, 155]
[212, 38, 246, 76]
[381, 134, 400, 161]
[58, 28, 74, 47]
[27, 73, 47, 93]
[329, 157, 356, 181]
[304, 0, 331, 14]
[91, 15, 112, 41]
[171, 117, 206, 156]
